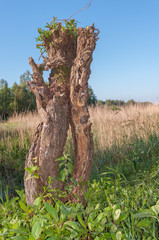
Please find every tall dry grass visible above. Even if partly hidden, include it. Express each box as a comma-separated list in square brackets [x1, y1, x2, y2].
[1, 104, 159, 186]
[90, 104, 159, 150]
[1, 104, 159, 151]
[0, 112, 39, 147]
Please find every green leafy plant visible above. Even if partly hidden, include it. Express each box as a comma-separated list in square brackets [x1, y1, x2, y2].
[2, 107, 159, 238]
[1, 164, 159, 239]
[35, 17, 77, 54]
[55, 153, 73, 183]
[25, 159, 39, 181]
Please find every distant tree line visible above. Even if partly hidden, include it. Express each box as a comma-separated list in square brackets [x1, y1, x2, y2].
[96, 99, 153, 108]
[87, 89, 153, 107]
[0, 72, 153, 119]
[0, 73, 97, 119]
[0, 71, 36, 119]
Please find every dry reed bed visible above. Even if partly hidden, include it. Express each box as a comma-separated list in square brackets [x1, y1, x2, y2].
[1, 104, 159, 150]
[1, 112, 39, 146]
[90, 104, 159, 150]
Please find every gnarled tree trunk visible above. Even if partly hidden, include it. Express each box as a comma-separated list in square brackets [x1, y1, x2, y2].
[24, 24, 99, 206]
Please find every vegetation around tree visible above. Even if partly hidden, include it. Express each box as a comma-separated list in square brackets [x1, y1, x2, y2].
[1, 1, 158, 238]
[1, 105, 159, 238]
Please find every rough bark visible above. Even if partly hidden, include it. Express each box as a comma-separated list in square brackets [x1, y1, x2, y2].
[69, 26, 98, 204]
[24, 60, 71, 205]
[24, 23, 99, 206]
[70, 26, 97, 182]
[24, 26, 76, 205]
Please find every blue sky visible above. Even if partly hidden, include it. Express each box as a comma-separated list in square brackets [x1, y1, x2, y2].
[0, 0, 159, 102]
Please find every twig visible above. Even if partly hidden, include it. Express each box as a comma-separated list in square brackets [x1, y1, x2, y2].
[66, 0, 94, 21]
[27, 71, 33, 79]
[36, 43, 45, 47]
[38, 50, 46, 61]
[56, 0, 94, 23]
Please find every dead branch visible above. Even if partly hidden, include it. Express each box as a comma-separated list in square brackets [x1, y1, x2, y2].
[66, 0, 94, 21]
[56, 0, 94, 23]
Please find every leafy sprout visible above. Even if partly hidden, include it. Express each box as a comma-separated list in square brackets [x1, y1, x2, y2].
[35, 17, 78, 54]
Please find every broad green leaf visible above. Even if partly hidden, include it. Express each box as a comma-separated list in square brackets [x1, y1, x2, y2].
[8, 227, 28, 235]
[64, 185, 73, 194]
[31, 165, 39, 172]
[10, 236, 28, 240]
[134, 209, 155, 219]
[44, 202, 59, 223]
[95, 203, 100, 210]
[58, 192, 67, 198]
[70, 177, 77, 186]
[67, 163, 73, 174]
[28, 234, 36, 240]
[67, 228, 79, 237]
[114, 209, 121, 221]
[87, 212, 97, 230]
[60, 205, 70, 222]
[137, 219, 152, 228]
[94, 212, 105, 225]
[55, 156, 65, 161]
[88, 212, 97, 221]
[88, 222, 93, 231]
[151, 204, 159, 215]
[10, 219, 20, 230]
[25, 168, 32, 174]
[111, 224, 117, 233]
[19, 201, 28, 212]
[77, 213, 87, 230]
[47, 237, 57, 240]
[101, 217, 107, 226]
[118, 212, 128, 222]
[155, 199, 159, 205]
[64, 221, 81, 232]
[26, 174, 32, 181]
[116, 231, 122, 240]
[31, 220, 42, 239]
[25, 165, 39, 174]
[111, 231, 116, 240]
[33, 172, 39, 179]
[60, 169, 67, 182]
[33, 197, 41, 208]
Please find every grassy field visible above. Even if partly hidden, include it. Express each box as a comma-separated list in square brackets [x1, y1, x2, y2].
[1, 104, 159, 189]
[6, 103, 159, 147]
[1, 104, 159, 238]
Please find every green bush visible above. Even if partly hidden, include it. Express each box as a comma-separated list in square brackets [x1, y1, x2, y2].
[1, 162, 159, 239]
[1, 113, 159, 238]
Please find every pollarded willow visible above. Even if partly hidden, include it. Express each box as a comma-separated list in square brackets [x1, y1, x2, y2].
[24, 18, 99, 206]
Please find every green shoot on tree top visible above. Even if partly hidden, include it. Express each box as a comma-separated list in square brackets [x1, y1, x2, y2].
[35, 17, 78, 54]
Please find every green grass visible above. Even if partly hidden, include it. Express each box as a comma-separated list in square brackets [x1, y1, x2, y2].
[1, 109, 159, 238]
[0, 130, 30, 196]
[0, 162, 159, 239]
[1, 124, 159, 194]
